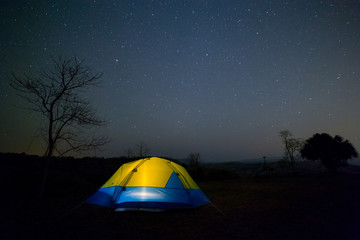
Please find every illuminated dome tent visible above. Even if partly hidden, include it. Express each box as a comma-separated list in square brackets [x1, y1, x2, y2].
[87, 157, 210, 211]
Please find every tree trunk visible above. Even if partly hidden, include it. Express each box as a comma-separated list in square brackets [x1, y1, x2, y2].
[39, 156, 51, 199]
[39, 112, 54, 199]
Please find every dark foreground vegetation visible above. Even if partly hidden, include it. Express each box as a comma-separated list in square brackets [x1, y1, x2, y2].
[1, 152, 360, 240]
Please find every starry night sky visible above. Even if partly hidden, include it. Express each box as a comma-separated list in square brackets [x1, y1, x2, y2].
[1, 0, 360, 162]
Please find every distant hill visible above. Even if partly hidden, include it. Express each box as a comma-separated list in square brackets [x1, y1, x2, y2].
[203, 159, 360, 177]
[349, 158, 360, 166]
[1, 152, 359, 180]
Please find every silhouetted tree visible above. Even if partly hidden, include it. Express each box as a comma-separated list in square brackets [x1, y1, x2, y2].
[136, 142, 150, 158]
[124, 147, 135, 159]
[187, 153, 202, 179]
[279, 130, 304, 169]
[300, 133, 358, 173]
[9, 56, 108, 198]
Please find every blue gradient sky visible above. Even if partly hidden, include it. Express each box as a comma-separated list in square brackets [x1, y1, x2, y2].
[1, 1, 359, 162]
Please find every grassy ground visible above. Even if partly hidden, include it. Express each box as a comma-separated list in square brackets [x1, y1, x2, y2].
[1, 157, 360, 239]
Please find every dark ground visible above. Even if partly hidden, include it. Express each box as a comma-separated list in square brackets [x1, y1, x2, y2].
[1, 153, 360, 240]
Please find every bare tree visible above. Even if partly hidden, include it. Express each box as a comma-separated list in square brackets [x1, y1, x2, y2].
[187, 153, 202, 179]
[136, 142, 150, 158]
[279, 130, 303, 169]
[9, 56, 108, 197]
[124, 147, 135, 159]
[188, 153, 201, 167]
